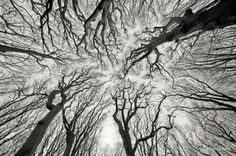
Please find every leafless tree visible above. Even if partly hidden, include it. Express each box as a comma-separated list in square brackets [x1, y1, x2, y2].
[167, 75, 236, 155]
[123, 0, 236, 75]
[0, 76, 48, 155]
[172, 26, 236, 82]
[36, 118, 66, 156]
[15, 68, 100, 156]
[170, 107, 236, 155]
[172, 76, 236, 112]
[112, 81, 174, 156]
[61, 89, 108, 156]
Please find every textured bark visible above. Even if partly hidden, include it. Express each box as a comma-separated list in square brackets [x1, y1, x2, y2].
[15, 101, 65, 156]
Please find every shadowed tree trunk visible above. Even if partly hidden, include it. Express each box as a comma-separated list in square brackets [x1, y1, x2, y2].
[15, 91, 67, 156]
[62, 131, 75, 156]
[15, 68, 96, 156]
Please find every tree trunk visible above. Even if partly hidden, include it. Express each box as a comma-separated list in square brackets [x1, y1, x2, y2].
[62, 132, 75, 156]
[127, 0, 236, 68]
[155, 0, 236, 45]
[113, 115, 134, 156]
[15, 103, 64, 156]
[122, 131, 134, 156]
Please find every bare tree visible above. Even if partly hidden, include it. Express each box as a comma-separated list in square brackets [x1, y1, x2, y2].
[171, 107, 236, 155]
[112, 81, 174, 156]
[124, 0, 236, 75]
[166, 75, 236, 155]
[172, 26, 236, 82]
[61, 89, 107, 156]
[171, 76, 236, 112]
[36, 119, 66, 156]
[15, 68, 100, 156]
[0, 0, 65, 65]
[0, 76, 48, 155]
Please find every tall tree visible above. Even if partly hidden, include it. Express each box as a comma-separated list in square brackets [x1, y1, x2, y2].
[61, 89, 107, 156]
[112, 81, 174, 156]
[15, 68, 100, 156]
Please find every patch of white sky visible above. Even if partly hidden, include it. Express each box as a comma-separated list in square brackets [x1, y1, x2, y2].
[99, 110, 122, 148]
[174, 110, 192, 129]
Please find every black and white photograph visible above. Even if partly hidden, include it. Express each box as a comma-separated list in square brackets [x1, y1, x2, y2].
[0, 0, 235, 155]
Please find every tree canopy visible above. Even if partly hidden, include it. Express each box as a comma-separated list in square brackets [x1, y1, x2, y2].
[0, 0, 236, 155]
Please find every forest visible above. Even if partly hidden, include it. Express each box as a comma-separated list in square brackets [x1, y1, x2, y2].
[0, 0, 236, 155]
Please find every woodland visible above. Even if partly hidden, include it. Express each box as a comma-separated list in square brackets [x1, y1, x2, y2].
[0, 0, 236, 155]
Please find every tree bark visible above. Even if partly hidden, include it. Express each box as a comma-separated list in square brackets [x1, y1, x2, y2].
[15, 103, 65, 156]
[62, 132, 75, 156]
[154, 0, 236, 46]
[113, 114, 134, 156]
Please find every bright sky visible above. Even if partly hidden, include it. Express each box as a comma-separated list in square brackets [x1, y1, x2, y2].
[99, 112, 122, 148]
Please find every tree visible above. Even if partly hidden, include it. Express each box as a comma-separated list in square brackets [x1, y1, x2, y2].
[112, 81, 174, 156]
[15, 68, 100, 156]
[170, 107, 236, 155]
[0, 77, 47, 155]
[172, 76, 236, 112]
[172, 26, 236, 82]
[167, 76, 236, 155]
[61, 89, 107, 156]
[36, 118, 66, 156]
[124, 0, 236, 74]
